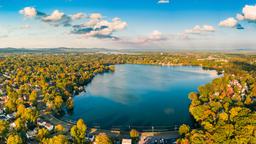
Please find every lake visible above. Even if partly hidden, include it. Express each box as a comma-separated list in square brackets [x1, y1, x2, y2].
[65, 64, 219, 130]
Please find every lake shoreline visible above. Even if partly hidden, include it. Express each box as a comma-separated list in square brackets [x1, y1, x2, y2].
[60, 64, 220, 131]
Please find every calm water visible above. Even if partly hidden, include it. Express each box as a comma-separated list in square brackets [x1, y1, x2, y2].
[65, 64, 219, 130]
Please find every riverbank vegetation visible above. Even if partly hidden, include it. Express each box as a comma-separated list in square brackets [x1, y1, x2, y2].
[0, 53, 255, 143]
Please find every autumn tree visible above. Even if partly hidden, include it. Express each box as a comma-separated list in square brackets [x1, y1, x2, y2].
[130, 129, 139, 142]
[42, 135, 68, 144]
[54, 95, 63, 110]
[14, 118, 25, 131]
[66, 97, 74, 110]
[179, 124, 190, 136]
[6, 134, 23, 144]
[29, 90, 38, 105]
[55, 124, 65, 133]
[94, 133, 112, 144]
[0, 120, 9, 141]
[70, 119, 87, 143]
[37, 128, 49, 141]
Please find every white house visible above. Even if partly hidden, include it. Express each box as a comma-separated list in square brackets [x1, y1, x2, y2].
[122, 139, 132, 144]
[44, 122, 54, 131]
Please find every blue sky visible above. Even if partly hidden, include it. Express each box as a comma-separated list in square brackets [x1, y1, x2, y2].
[0, 0, 256, 50]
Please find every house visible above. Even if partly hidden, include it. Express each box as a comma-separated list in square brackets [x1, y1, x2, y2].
[10, 122, 16, 128]
[6, 113, 15, 120]
[26, 129, 37, 139]
[36, 118, 54, 131]
[37, 118, 46, 126]
[122, 139, 132, 144]
[44, 122, 54, 131]
[3, 74, 11, 79]
[86, 134, 95, 142]
[23, 95, 29, 101]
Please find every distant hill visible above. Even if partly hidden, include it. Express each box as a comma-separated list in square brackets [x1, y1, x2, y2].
[0, 47, 116, 54]
[1, 47, 256, 54]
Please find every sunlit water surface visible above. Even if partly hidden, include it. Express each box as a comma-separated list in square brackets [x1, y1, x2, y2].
[65, 64, 219, 129]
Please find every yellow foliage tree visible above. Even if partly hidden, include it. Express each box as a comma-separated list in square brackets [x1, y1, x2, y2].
[55, 124, 65, 133]
[37, 128, 49, 140]
[130, 129, 139, 139]
[94, 133, 112, 144]
[70, 119, 87, 143]
[6, 134, 23, 144]
[54, 96, 63, 110]
[29, 90, 38, 104]
[42, 135, 68, 144]
[0, 120, 9, 139]
[179, 124, 190, 136]
[14, 118, 25, 131]
[219, 112, 229, 122]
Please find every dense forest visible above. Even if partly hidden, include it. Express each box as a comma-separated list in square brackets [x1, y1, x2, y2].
[0, 53, 255, 143]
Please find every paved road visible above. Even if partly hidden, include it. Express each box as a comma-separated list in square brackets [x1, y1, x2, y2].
[139, 131, 179, 144]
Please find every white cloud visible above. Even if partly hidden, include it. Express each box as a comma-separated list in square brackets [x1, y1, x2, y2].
[236, 13, 244, 21]
[90, 13, 102, 19]
[135, 30, 167, 43]
[71, 12, 86, 20]
[72, 17, 127, 39]
[19, 7, 37, 17]
[158, 0, 170, 4]
[19, 7, 128, 39]
[220, 5, 256, 29]
[110, 17, 128, 30]
[43, 10, 64, 21]
[185, 25, 215, 34]
[242, 5, 256, 21]
[219, 17, 238, 28]
[149, 30, 166, 40]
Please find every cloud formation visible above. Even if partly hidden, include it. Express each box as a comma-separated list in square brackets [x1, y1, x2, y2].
[158, 0, 170, 4]
[71, 17, 127, 39]
[71, 13, 86, 20]
[43, 10, 64, 21]
[89, 13, 102, 19]
[134, 30, 167, 44]
[237, 5, 256, 22]
[185, 25, 215, 34]
[19, 7, 37, 17]
[219, 17, 244, 29]
[20, 7, 72, 26]
[219, 4, 256, 30]
[42, 10, 72, 27]
[20, 7, 128, 39]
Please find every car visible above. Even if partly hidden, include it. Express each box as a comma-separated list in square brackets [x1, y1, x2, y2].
[86, 134, 95, 142]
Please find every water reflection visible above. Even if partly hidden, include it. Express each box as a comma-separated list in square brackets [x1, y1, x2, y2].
[66, 64, 219, 129]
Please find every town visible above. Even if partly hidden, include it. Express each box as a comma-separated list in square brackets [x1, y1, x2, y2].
[0, 53, 255, 144]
